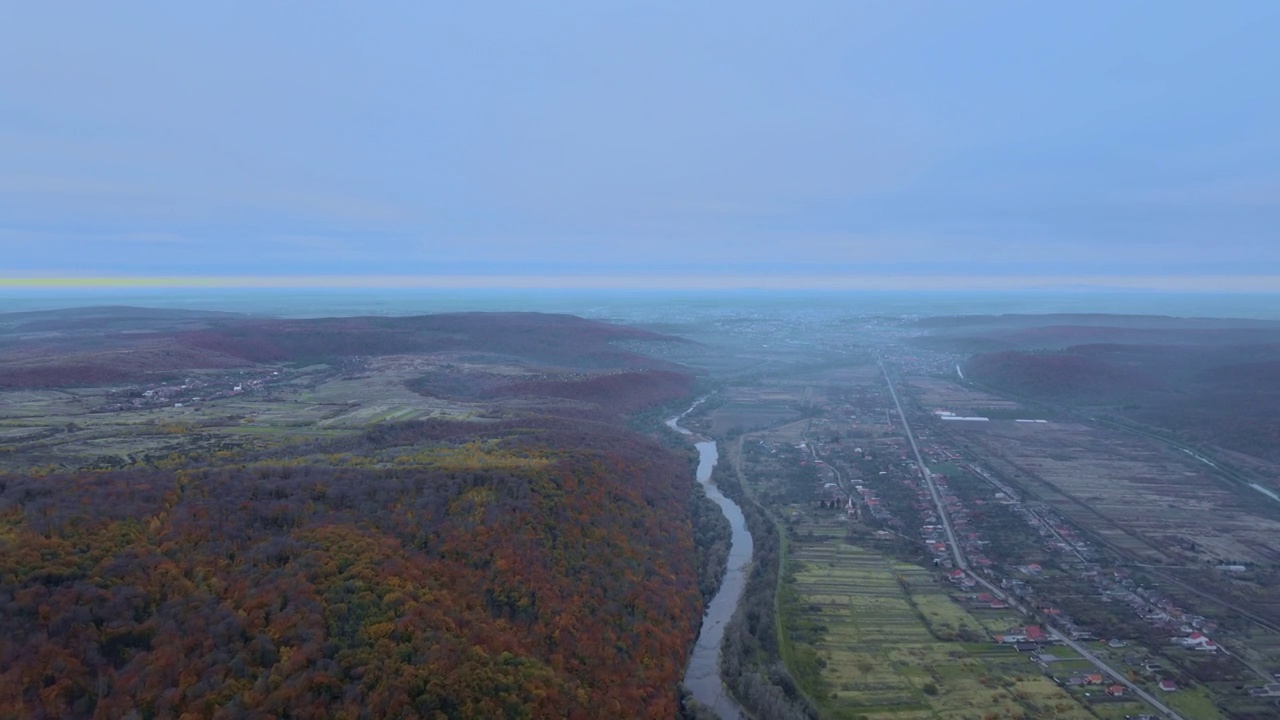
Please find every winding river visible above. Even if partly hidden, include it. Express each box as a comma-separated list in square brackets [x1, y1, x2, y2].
[668, 401, 753, 720]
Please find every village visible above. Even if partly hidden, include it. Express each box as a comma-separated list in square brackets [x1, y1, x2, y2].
[98, 367, 288, 412]
[734, 355, 1280, 719]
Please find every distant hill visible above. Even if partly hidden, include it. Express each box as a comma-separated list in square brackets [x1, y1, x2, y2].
[917, 313, 1280, 330]
[0, 341, 254, 389]
[0, 308, 683, 389]
[963, 349, 1158, 403]
[177, 312, 676, 368]
[488, 369, 696, 417]
[951, 316, 1280, 462]
[915, 315, 1280, 354]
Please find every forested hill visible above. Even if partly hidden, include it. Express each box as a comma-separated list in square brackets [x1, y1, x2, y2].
[954, 320, 1280, 462]
[0, 308, 706, 718]
[0, 418, 703, 718]
[176, 313, 679, 368]
[0, 310, 683, 389]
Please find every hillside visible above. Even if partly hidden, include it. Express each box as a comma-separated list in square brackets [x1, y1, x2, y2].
[963, 349, 1158, 403]
[177, 313, 676, 368]
[0, 308, 705, 719]
[915, 315, 1280, 354]
[0, 420, 702, 718]
[0, 310, 682, 389]
[485, 370, 696, 417]
[954, 318, 1280, 462]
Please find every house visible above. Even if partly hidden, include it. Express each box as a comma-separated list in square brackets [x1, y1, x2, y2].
[1158, 680, 1177, 692]
[1107, 684, 1127, 697]
[1176, 632, 1218, 651]
[1024, 626, 1047, 643]
[1084, 673, 1104, 685]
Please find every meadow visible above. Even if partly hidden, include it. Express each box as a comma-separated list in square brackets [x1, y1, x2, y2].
[781, 515, 1100, 720]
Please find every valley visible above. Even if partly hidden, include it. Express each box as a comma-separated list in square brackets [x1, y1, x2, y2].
[5, 304, 1280, 719]
[663, 309, 1280, 720]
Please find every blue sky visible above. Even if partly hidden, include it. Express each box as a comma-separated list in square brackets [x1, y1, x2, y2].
[2, 2, 1278, 288]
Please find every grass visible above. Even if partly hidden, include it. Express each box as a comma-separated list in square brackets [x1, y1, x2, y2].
[1089, 702, 1155, 720]
[779, 511, 1099, 720]
[1164, 686, 1227, 720]
[0, 362, 489, 472]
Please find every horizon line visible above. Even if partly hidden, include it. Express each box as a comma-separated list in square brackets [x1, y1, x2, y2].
[2, 274, 1280, 292]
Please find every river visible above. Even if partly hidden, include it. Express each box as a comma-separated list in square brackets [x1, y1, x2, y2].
[668, 402, 753, 720]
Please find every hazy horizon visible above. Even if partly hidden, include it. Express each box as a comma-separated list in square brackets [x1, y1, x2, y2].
[4, 287, 1280, 322]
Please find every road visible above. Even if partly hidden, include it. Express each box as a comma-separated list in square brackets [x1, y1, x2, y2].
[880, 361, 1187, 720]
[949, 380, 1280, 683]
[808, 445, 849, 494]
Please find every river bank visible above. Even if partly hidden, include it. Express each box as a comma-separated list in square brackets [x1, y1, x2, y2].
[669, 404, 752, 720]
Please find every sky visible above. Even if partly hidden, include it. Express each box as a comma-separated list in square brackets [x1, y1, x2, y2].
[2, 2, 1279, 290]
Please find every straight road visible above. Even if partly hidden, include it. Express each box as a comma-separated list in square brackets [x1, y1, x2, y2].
[879, 361, 1186, 720]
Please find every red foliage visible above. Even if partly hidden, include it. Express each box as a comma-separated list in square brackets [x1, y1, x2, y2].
[0, 312, 682, 389]
[0, 344, 252, 389]
[0, 419, 702, 718]
[177, 313, 679, 369]
[491, 370, 695, 415]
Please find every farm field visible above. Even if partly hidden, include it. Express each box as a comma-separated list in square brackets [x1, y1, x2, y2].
[907, 378, 1024, 414]
[704, 386, 806, 436]
[942, 418, 1280, 568]
[0, 359, 492, 470]
[782, 516, 1097, 720]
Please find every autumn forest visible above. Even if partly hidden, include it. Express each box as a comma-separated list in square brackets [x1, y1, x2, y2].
[0, 309, 711, 719]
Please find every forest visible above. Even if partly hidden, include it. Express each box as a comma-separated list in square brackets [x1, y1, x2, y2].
[0, 311, 680, 390]
[965, 343, 1280, 461]
[927, 316, 1280, 462]
[0, 417, 704, 718]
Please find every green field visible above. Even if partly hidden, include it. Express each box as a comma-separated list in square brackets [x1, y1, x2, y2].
[782, 516, 1100, 720]
[0, 361, 481, 471]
